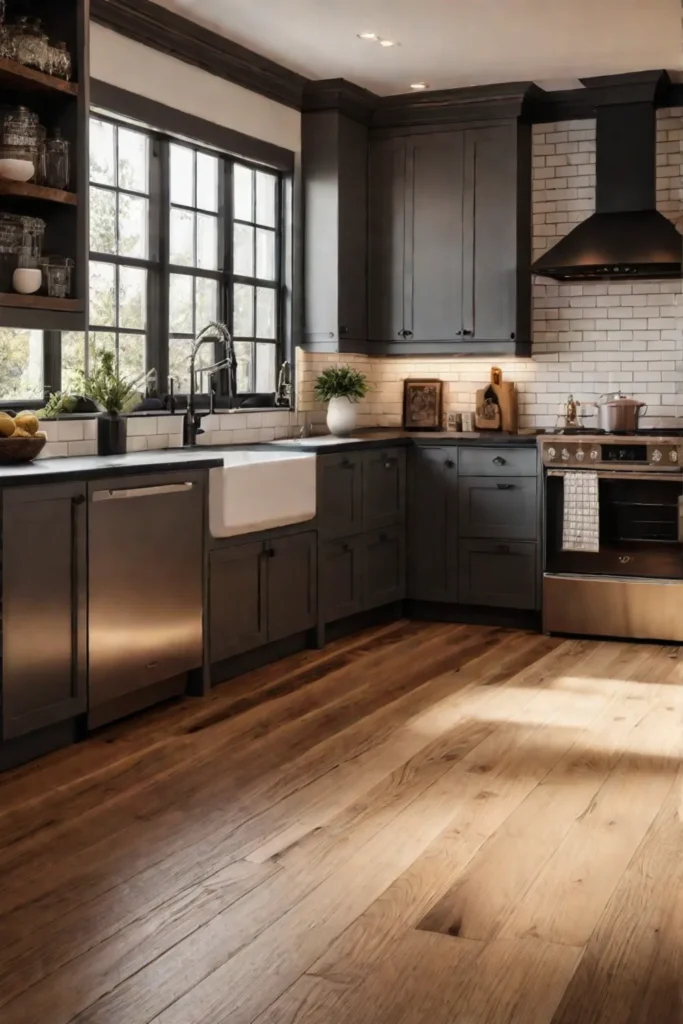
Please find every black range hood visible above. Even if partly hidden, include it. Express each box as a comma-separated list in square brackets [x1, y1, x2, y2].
[531, 101, 683, 280]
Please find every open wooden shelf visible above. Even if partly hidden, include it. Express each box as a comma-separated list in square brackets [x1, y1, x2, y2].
[0, 293, 83, 312]
[0, 180, 77, 205]
[0, 56, 78, 96]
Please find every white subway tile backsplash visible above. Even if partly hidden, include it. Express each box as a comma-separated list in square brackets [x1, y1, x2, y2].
[126, 417, 157, 436]
[57, 420, 85, 442]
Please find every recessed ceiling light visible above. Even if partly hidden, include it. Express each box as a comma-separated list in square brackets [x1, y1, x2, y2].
[410, 82, 428, 90]
[357, 32, 378, 40]
[379, 39, 398, 47]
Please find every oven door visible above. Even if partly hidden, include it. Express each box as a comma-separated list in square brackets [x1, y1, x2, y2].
[545, 470, 683, 579]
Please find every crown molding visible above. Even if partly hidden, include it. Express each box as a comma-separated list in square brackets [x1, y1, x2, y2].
[303, 79, 377, 126]
[530, 70, 671, 123]
[373, 81, 534, 129]
[90, 0, 308, 110]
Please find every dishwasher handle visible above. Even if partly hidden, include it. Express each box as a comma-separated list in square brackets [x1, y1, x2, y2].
[93, 482, 195, 502]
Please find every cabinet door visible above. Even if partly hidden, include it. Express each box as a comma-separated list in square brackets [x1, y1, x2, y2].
[320, 536, 364, 623]
[406, 131, 465, 342]
[267, 532, 317, 642]
[459, 541, 537, 610]
[458, 476, 538, 541]
[407, 447, 458, 602]
[337, 115, 368, 341]
[2, 482, 87, 740]
[368, 137, 406, 342]
[210, 541, 267, 662]
[362, 448, 406, 531]
[462, 124, 518, 342]
[363, 527, 406, 610]
[318, 453, 363, 538]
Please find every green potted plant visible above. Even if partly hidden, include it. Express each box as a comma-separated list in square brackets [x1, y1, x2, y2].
[72, 350, 151, 456]
[314, 364, 371, 437]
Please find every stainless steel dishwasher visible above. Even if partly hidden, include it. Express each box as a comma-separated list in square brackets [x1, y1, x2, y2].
[87, 470, 205, 728]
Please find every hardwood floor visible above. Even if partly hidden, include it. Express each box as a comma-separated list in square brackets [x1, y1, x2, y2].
[1, 621, 683, 1024]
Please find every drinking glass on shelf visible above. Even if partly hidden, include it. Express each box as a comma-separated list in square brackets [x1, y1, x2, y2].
[49, 41, 72, 80]
[46, 257, 74, 298]
[45, 130, 70, 189]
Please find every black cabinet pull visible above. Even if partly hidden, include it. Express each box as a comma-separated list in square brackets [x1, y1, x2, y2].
[496, 483, 514, 490]
[493, 456, 506, 466]
[339, 325, 348, 335]
[445, 459, 455, 469]
[72, 494, 86, 506]
[266, 548, 276, 558]
[510, 332, 516, 340]
[462, 329, 473, 337]
[455, 330, 463, 337]
[398, 329, 406, 337]
[404, 330, 413, 338]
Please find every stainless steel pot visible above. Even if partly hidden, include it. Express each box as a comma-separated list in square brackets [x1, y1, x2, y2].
[597, 392, 648, 432]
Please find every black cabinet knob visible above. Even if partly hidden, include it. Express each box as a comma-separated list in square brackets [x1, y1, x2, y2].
[510, 332, 516, 340]
[404, 330, 413, 338]
[493, 456, 506, 466]
[339, 325, 348, 335]
[455, 330, 463, 337]
[72, 495, 86, 506]
[267, 548, 276, 558]
[445, 459, 455, 469]
[496, 483, 514, 490]
[462, 329, 474, 337]
[398, 329, 406, 337]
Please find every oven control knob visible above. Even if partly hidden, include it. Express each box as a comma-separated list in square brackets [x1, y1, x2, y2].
[652, 449, 663, 463]
[590, 448, 599, 461]
[547, 446, 556, 460]
[561, 448, 571, 462]
[575, 448, 585, 462]
[670, 449, 679, 463]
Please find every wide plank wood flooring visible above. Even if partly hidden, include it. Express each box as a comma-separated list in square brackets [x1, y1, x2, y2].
[1, 621, 683, 1023]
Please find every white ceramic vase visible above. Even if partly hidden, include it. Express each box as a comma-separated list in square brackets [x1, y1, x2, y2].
[327, 396, 357, 437]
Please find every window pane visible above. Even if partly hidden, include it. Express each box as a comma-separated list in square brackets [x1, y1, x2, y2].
[170, 208, 194, 266]
[234, 283, 254, 337]
[119, 334, 146, 383]
[256, 286, 276, 339]
[118, 128, 148, 194]
[255, 343, 276, 393]
[169, 338, 193, 394]
[234, 223, 254, 276]
[119, 193, 148, 259]
[89, 186, 116, 255]
[197, 152, 219, 213]
[256, 172, 276, 228]
[89, 332, 116, 373]
[196, 277, 218, 327]
[0, 328, 42, 399]
[90, 118, 115, 186]
[234, 164, 253, 221]
[197, 214, 218, 270]
[171, 144, 194, 206]
[119, 266, 147, 330]
[234, 341, 253, 393]
[256, 228, 276, 281]
[61, 331, 86, 386]
[89, 261, 116, 327]
[169, 273, 193, 334]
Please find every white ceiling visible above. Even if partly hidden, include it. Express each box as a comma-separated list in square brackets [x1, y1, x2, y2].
[155, 0, 683, 96]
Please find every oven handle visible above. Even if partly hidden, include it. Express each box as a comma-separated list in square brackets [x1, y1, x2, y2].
[679, 496, 683, 544]
[546, 469, 683, 483]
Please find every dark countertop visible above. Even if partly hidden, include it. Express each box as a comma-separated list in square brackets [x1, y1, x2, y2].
[0, 431, 540, 486]
[265, 430, 540, 453]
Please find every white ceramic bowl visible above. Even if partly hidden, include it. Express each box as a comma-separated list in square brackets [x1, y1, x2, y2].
[13, 268, 42, 294]
[0, 159, 35, 183]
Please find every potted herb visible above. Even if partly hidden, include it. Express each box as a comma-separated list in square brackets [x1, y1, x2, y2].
[72, 350, 150, 456]
[314, 365, 371, 437]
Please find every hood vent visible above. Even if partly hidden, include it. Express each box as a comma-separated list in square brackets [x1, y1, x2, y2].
[531, 101, 683, 280]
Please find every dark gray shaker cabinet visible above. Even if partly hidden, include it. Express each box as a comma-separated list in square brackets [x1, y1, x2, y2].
[318, 453, 364, 538]
[459, 541, 537, 610]
[267, 532, 317, 642]
[320, 535, 364, 623]
[407, 446, 458, 602]
[364, 527, 406, 609]
[361, 448, 406, 531]
[2, 482, 87, 740]
[303, 109, 368, 348]
[458, 476, 538, 541]
[210, 541, 267, 662]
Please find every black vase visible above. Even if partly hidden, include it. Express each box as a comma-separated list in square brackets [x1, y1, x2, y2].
[97, 413, 126, 456]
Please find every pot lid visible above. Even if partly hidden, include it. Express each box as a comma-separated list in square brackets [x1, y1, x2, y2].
[600, 391, 646, 407]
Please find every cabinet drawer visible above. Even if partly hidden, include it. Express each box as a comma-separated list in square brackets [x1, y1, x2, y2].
[320, 537, 364, 623]
[363, 527, 406, 610]
[459, 541, 537, 610]
[459, 476, 537, 540]
[318, 453, 363, 538]
[362, 448, 406, 530]
[459, 446, 537, 477]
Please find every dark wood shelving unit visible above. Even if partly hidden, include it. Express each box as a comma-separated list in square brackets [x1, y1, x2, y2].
[0, 56, 79, 96]
[0, 0, 88, 331]
[0, 181, 78, 205]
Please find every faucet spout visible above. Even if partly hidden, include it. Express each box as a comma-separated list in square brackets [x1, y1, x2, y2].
[184, 321, 236, 446]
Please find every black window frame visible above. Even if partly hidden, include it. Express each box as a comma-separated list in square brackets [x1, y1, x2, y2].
[0, 84, 295, 411]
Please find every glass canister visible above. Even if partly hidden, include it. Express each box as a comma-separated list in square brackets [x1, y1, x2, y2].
[21, 216, 46, 259]
[8, 17, 49, 73]
[45, 130, 70, 190]
[0, 2, 11, 60]
[46, 257, 74, 298]
[49, 41, 72, 81]
[0, 212, 23, 292]
[2, 106, 41, 148]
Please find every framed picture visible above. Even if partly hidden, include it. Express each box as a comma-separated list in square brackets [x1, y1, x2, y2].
[403, 379, 443, 431]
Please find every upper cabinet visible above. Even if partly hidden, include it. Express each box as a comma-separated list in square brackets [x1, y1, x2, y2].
[0, 0, 89, 331]
[368, 121, 531, 356]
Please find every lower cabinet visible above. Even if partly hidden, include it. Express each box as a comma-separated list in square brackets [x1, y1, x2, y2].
[458, 540, 537, 609]
[407, 446, 458, 602]
[364, 528, 406, 610]
[1, 481, 87, 741]
[458, 476, 537, 540]
[321, 528, 405, 623]
[210, 531, 317, 662]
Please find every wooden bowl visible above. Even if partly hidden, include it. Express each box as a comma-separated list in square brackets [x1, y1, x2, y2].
[0, 435, 47, 463]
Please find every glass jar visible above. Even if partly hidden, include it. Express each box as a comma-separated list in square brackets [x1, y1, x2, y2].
[8, 17, 49, 72]
[20, 216, 46, 259]
[2, 106, 41, 148]
[49, 41, 72, 81]
[46, 257, 74, 298]
[45, 130, 70, 190]
[0, 2, 11, 60]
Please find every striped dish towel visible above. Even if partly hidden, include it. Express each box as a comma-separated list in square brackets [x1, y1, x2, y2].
[562, 471, 599, 552]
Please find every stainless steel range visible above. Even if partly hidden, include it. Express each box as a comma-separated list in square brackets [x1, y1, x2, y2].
[542, 431, 683, 642]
